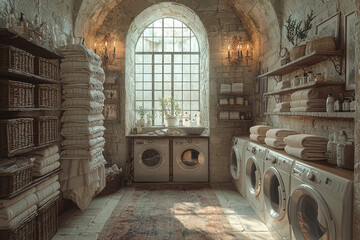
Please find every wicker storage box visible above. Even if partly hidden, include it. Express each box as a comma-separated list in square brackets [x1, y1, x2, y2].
[34, 57, 60, 81]
[0, 212, 37, 240]
[0, 118, 34, 156]
[36, 84, 61, 108]
[0, 45, 34, 75]
[36, 195, 59, 240]
[305, 36, 336, 55]
[0, 164, 32, 197]
[0, 80, 35, 108]
[34, 116, 59, 146]
[97, 164, 122, 197]
[290, 44, 306, 61]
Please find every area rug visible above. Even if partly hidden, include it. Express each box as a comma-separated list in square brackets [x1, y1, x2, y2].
[98, 184, 238, 240]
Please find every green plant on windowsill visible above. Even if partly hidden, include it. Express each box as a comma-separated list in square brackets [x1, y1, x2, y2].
[285, 10, 315, 47]
[158, 96, 183, 119]
[137, 106, 148, 127]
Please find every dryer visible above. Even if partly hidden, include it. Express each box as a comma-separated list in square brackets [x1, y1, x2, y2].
[230, 137, 249, 198]
[263, 150, 294, 240]
[288, 161, 353, 240]
[245, 142, 267, 222]
[134, 138, 169, 182]
[173, 138, 209, 182]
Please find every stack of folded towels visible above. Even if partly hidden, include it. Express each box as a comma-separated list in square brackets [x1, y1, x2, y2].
[249, 125, 273, 143]
[59, 44, 106, 210]
[220, 84, 231, 94]
[35, 175, 60, 208]
[231, 83, 243, 94]
[290, 88, 326, 112]
[265, 129, 299, 149]
[283, 134, 328, 161]
[32, 144, 60, 177]
[274, 79, 291, 91]
[273, 102, 291, 112]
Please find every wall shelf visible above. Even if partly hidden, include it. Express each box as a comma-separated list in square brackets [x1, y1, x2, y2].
[0, 139, 62, 158]
[0, 107, 61, 112]
[259, 51, 343, 78]
[265, 111, 354, 119]
[0, 69, 61, 84]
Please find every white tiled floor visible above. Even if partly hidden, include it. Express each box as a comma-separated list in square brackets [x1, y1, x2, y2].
[54, 183, 274, 240]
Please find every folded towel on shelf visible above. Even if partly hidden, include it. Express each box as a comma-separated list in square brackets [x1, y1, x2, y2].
[273, 102, 291, 112]
[265, 137, 286, 149]
[274, 80, 291, 91]
[250, 134, 266, 143]
[290, 99, 326, 108]
[0, 157, 33, 174]
[61, 126, 106, 136]
[0, 188, 36, 208]
[36, 182, 60, 204]
[283, 134, 328, 149]
[291, 88, 319, 101]
[32, 162, 60, 177]
[250, 125, 272, 135]
[266, 129, 299, 139]
[285, 145, 327, 161]
[290, 107, 326, 112]
[33, 145, 59, 159]
[36, 175, 59, 192]
[0, 205, 37, 230]
[273, 107, 290, 113]
[32, 153, 60, 170]
[0, 193, 37, 221]
[38, 191, 60, 208]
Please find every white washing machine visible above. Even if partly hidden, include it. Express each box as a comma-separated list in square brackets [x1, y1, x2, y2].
[245, 142, 268, 222]
[263, 150, 294, 240]
[288, 161, 353, 240]
[173, 138, 209, 182]
[134, 138, 169, 182]
[230, 137, 249, 198]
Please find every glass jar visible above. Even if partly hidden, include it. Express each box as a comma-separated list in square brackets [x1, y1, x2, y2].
[342, 98, 350, 112]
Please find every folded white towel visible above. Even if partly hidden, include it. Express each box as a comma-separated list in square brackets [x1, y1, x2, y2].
[61, 101, 104, 111]
[36, 175, 59, 192]
[0, 205, 36, 230]
[32, 153, 60, 170]
[291, 88, 319, 101]
[250, 134, 265, 143]
[0, 188, 36, 208]
[290, 99, 326, 108]
[265, 137, 286, 149]
[283, 134, 328, 148]
[61, 137, 105, 148]
[60, 147, 103, 158]
[0, 157, 32, 173]
[273, 107, 290, 113]
[38, 191, 60, 208]
[266, 129, 299, 139]
[290, 107, 326, 112]
[61, 114, 104, 123]
[285, 145, 327, 161]
[36, 182, 60, 204]
[250, 125, 272, 135]
[33, 145, 59, 159]
[220, 84, 231, 90]
[0, 194, 37, 221]
[32, 162, 60, 177]
[61, 126, 106, 136]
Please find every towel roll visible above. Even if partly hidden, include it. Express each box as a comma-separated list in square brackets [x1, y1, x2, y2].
[283, 134, 328, 149]
[250, 134, 265, 143]
[285, 145, 327, 161]
[265, 137, 286, 149]
[266, 129, 299, 139]
[291, 88, 319, 101]
[250, 125, 272, 135]
[290, 99, 326, 108]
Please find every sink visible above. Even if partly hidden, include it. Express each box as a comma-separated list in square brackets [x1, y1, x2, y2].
[179, 127, 205, 135]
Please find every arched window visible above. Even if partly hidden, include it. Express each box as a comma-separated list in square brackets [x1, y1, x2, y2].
[135, 17, 200, 126]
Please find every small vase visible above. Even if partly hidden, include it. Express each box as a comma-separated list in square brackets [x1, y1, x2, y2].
[166, 117, 177, 127]
[140, 117, 145, 127]
[147, 119, 152, 127]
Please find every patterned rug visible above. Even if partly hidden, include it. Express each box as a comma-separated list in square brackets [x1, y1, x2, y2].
[98, 184, 238, 240]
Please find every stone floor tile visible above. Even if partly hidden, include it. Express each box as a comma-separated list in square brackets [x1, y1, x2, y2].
[56, 225, 88, 235]
[76, 233, 99, 240]
[239, 214, 269, 232]
[84, 223, 105, 233]
[246, 232, 275, 240]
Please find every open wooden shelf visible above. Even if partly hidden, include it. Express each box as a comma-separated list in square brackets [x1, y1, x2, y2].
[259, 51, 343, 78]
[265, 111, 354, 119]
[0, 139, 62, 158]
[0, 28, 62, 59]
[0, 107, 60, 112]
[0, 68, 61, 84]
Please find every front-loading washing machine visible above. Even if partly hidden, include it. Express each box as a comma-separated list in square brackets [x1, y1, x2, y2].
[245, 142, 267, 222]
[288, 161, 353, 240]
[263, 150, 294, 240]
[230, 137, 249, 198]
[173, 138, 209, 182]
[134, 138, 169, 182]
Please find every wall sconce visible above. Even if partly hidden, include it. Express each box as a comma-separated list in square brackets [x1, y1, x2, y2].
[227, 36, 253, 70]
[93, 39, 116, 67]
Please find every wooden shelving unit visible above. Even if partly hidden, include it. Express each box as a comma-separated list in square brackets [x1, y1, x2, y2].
[265, 111, 354, 119]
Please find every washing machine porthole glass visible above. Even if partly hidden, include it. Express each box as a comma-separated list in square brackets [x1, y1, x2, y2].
[231, 149, 238, 173]
[269, 175, 280, 213]
[142, 149, 161, 167]
[181, 149, 199, 167]
[250, 163, 257, 189]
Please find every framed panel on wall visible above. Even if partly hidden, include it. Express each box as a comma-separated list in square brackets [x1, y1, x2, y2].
[104, 85, 119, 102]
[103, 104, 120, 122]
[316, 12, 340, 48]
[344, 11, 356, 91]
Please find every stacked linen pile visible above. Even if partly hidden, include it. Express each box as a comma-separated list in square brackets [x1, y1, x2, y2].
[35, 175, 60, 208]
[231, 83, 243, 94]
[220, 84, 231, 94]
[265, 128, 299, 149]
[249, 125, 273, 143]
[32, 144, 60, 177]
[59, 44, 106, 210]
[274, 79, 291, 91]
[273, 102, 291, 112]
[290, 88, 326, 112]
[283, 134, 328, 161]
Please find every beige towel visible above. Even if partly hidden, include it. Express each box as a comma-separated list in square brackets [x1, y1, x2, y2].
[283, 134, 328, 148]
[250, 134, 265, 143]
[0, 194, 37, 221]
[0, 188, 36, 208]
[0, 206, 36, 230]
[290, 107, 326, 112]
[277, 102, 291, 108]
[290, 99, 326, 108]
[250, 125, 272, 135]
[285, 145, 327, 161]
[32, 162, 60, 177]
[291, 88, 319, 101]
[36, 175, 59, 192]
[36, 182, 60, 204]
[265, 137, 286, 149]
[266, 129, 299, 139]
[273, 107, 290, 113]
[38, 191, 60, 207]
[33, 145, 59, 159]
[32, 153, 60, 170]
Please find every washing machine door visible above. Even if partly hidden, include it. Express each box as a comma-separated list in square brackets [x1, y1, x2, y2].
[176, 146, 205, 171]
[230, 146, 241, 180]
[288, 184, 335, 240]
[245, 156, 261, 197]
[263, 167, 286, 220]
[138, 147, 164, 171]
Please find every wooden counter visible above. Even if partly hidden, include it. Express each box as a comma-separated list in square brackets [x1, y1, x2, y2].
[126, 134, 210, 139]
[250, 141, 354, 181]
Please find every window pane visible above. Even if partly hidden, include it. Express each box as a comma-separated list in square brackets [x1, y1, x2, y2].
[154, 91, 162, 100]
[144, 101, 152, 109]
[174, 54, 182, 63]
[183, 101, 190, 110]
[136, 65, 143, 73]
[154, 74, 162, 82]
[191, 91, 199, 100]
[164, 73, 171, 81]
[164, 28, 173, 37]
[144, 74, 152, 82]
[191, 54, 199, 63]
[174, 38, 182, 52]
[174, 91, 182, 100]
[144, 28, 153, 37]
[174, 19, 183, 27]
[154, 19, 162, 27]
[135, 55, 143, 63]
[154, 54, 162, 63]
[183, 74, 190, 81]
[191, 101, 199, 110]
[164, 54, 172, 63]
[164, 65, 172, 74]
[144, 66, 152, 74]
[183, 37, 190, 52]
[154, 82, 162, 90]
[144, 82, 152, 90]
[164, 18, 173, 27]
[174, 28, 182, 37]
[136, 91, 143, 100]
[191, 82, 199, 90]
[183, 91, 191, 100]
[154, 28, 162, 37]
[191, 74, 199, 81]
[155, 65, 162, 73]
[164, 82, 171, 90]
[191, 65, 199, 73]
[183, 28, 190, 37]
[144, 91, 152, 100]
[183, 65, 190, 74]
[174, 74, 182, 82]
[164, 37, 173, 52]
[183, 55, 190, 63]
[136, 38, 143, 52]
[136, 74, 143, 81]
[136, 101, 143, 108]
[183, 82, 190, 90]
[144, 37, 153, 52]
[144, 55, 152, 63]
[136, 82, 143, 90]
[174, 82, 182, 89]
[191, 37, 199, 52]
[164, 91, 171, 98]
[174, 65, 182, 74]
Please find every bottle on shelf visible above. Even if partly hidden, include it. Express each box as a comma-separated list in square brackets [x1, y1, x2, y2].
[334, 98, 340, 112]
[326, 93, 334, 112]
[338, 93, 344, 112]
[315, 73, 324, 83]
[17, 13, 26, 35]
[342, 98, 350, 112]
[350, 97, 356, 112]
[9, 9, 17, 31]
[307, 71, 314, 82]
[336, 131, 354, 169]
[326, 134, 337, 165]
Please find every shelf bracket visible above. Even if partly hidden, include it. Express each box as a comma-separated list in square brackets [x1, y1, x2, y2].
[268, 75, 282, 83]
[326, 55, 342, 75]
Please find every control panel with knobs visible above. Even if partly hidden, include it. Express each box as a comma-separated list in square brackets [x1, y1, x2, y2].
[307, 171, 316, 182]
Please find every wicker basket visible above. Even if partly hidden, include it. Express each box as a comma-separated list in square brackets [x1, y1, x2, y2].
[0, 80, 35, 108]
[36, 84, 61, 108]
[97, 164, 122, 197]
[0, 164, 32, 198]
[34, 57, 60, 81]
[34, 116, 59, 146]
[0, 44, 34, 75]
[0, 118, 34, 156]
[305, 36, 336, 55]
[290, 44, 306, 61]
[36, 195, 59, 240]
[0, 212, 37, 240]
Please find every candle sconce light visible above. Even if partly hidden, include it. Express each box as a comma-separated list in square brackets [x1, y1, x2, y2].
[92, 38, 116, 67]
[227, 36, 253, 70]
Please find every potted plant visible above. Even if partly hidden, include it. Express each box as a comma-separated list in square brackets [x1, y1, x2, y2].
[146, 110, 155, 127]
[138, 106, 147, 127]
[285, 10, 315, 60]
[158, 96, 182, 127]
